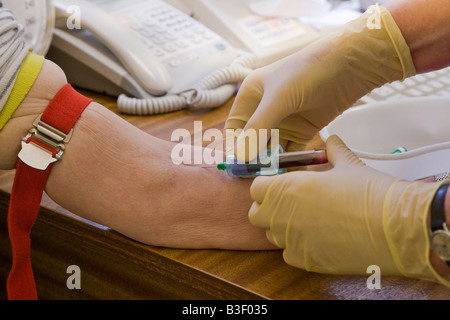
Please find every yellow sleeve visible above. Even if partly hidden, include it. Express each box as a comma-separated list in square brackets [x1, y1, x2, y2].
[0, 52, 45, 130]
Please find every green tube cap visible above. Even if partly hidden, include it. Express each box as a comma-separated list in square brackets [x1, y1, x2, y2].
[217, 163, 226, 170]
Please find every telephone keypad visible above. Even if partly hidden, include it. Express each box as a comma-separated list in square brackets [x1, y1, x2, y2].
[117, 1, 221, 60]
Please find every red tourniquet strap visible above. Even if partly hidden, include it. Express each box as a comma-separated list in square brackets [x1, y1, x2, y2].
[41, 84, 92, 134]
[7, 162, 52, 300]
[6, 84, 92, 300]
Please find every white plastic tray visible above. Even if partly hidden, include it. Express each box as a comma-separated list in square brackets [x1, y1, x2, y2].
[319, 97, 450, 180]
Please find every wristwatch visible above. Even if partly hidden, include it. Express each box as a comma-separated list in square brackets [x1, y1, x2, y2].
[430, 183, 450, 266]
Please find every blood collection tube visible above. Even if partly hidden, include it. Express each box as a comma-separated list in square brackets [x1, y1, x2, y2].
[217, 148, 328, 178]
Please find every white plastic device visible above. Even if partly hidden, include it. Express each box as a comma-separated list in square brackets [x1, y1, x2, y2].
[320, 97, 450, 181]
[183, 0, 321, 67]
[360, 67, 450, 104]
[1, 0, 54, 55]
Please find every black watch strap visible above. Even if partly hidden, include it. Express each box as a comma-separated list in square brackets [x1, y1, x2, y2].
[430, 183, 450, 266]
[430, 183, 449, 231]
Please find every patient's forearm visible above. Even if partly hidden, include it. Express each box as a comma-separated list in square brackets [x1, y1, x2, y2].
[45, 102, 274, 250]
[0, 60, 274, 250]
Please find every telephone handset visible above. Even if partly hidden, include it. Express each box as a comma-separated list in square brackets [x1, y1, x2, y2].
[55, 0, 172, 96]
[49, 0, 244, 110]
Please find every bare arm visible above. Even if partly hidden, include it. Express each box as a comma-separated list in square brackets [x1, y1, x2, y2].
[0, 60, 275, 250]
[386, 0, 450, 73]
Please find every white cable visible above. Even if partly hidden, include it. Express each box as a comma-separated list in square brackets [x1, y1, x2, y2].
[117, 53, 259, 115]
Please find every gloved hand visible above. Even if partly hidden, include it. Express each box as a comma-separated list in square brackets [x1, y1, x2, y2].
[225, 5, 415, 161]
[249, 135, 450, 286]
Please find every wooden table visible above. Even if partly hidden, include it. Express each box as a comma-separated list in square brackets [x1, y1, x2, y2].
[1, 90, 450, 300]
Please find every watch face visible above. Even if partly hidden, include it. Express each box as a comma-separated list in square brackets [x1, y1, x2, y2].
[431, 230, 450, 260]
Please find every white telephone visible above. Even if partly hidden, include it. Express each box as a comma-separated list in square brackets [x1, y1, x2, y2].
[49, 0, 241, 103]
[184, 0, 321, 67]
[47, 0, 322, 114]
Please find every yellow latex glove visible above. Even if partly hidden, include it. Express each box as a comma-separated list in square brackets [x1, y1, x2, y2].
[225, 5, 415, 161]
[249, 135, 450, 286]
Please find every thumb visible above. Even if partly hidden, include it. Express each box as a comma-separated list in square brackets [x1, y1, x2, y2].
[235, 97, 288, 162]
[326, 135, 365, 168]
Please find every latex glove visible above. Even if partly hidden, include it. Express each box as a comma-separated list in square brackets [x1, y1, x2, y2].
[225, 5, 415, 161]
[249, 135, 450, 286]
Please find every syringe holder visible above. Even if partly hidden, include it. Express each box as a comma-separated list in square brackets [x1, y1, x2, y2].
[221, 145, 285, 178]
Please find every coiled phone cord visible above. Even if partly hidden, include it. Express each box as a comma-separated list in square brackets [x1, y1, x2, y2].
[117, 53, 259, 115]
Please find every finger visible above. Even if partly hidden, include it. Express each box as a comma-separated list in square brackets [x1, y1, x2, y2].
[248, 175, 279, 230]
[248, 201, 268, 229]
[224, 75, 264, 131]
[224, 127, 242, 156]
[275, 138, 288, 152]
[266, 230, 284, 249]
[248, 202, 285, 249]
[283, 246, 306, 270]
[284, 141, 306, 153]
[278, 113, 321, 151]
[235, 95, 291, 162]
[250, 175, 278, 203]
[225, 79, 265, 159]
[249, 175, 289, 249]
[326, 135, 364, 168]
